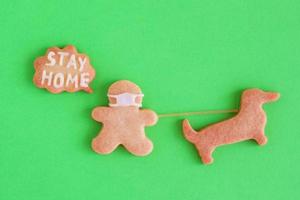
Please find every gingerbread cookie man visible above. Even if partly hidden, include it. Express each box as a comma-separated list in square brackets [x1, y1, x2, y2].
[91, 80, 158, 156]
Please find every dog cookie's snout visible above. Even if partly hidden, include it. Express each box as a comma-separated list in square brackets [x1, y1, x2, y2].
[265, 92, 280, 102]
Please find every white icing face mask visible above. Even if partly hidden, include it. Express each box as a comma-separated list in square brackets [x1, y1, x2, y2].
[108, 93, 144, 107]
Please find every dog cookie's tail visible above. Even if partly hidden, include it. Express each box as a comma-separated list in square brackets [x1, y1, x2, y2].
[182, 119, 199, 143]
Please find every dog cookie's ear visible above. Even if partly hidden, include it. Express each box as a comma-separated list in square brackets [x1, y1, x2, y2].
[33, 45, 95, 94]
[182, 88, 280, 165]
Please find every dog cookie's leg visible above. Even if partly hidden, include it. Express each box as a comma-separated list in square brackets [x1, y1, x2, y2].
[92, 134, 120, 154]
[123, 137, 153, 156]
[199, 147, 214, 165]
[253, 133, 268, 146]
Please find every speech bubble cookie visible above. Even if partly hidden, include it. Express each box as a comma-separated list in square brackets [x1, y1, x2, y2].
[33, 45, 95, 93]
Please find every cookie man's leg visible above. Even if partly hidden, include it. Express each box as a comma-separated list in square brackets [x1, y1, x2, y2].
[92, 133, 119, 154]
[123, 137, 153, 156]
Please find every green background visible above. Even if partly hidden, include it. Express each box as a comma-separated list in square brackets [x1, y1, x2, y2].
[1, 0, 299, 199]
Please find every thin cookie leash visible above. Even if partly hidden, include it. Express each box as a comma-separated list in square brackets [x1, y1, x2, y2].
[157, 109, 239, 118]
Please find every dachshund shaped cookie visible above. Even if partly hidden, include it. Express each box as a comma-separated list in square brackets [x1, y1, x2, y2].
[91, 80, 158, 156]
[182, 89, 280, 165]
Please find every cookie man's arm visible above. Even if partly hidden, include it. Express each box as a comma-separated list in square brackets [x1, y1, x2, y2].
[92, 107, 110, 122]
[140, 110, 158, 126]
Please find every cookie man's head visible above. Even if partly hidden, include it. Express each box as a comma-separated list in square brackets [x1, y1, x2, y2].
[108, 80, 144, 107]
